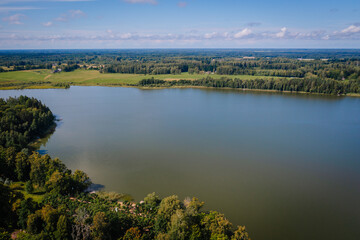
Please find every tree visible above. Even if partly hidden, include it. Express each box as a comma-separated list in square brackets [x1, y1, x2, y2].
[25, 181, 34, 194]
[231, 226, 251, 240]
[158, 195, 181, 221]
[45, 171, 69, 194]
[26, 212, 43, 234]
[144, 192, 161, 208]
[54, 215, 71, 240]
[168, 209, 188, 240]
[0, 184, 12, 229]
[29, 153, 48, 187]
[122, 227, 142, 240]
[72, 208, 91, 240]
[92, 212, 109, 240]
[40, 205, 59, 233]
[15, 152, 30, 181]
[17, 198, 37, 229]
[72, 170, 92, 194]
[156, 195, 182, 233]
[201, 211, 232, 240]
[184, 197, 204, 216]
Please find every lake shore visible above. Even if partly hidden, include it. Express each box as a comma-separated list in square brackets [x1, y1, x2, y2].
[1, 69, 359, 97]
[2, 83, 360, 98]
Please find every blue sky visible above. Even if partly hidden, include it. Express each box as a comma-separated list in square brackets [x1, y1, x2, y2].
[0, 0, 359, 49]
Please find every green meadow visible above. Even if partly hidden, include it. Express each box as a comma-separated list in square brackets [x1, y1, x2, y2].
[0, 69, 282, 89]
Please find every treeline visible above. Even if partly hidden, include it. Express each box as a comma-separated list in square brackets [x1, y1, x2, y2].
[0, 96, 55, 150]
[102, 63, 183, 75]
[102, 58, 360, 81]
[0, 97, 251, 240]
[138, 77, 360, 95]
[62, 64, 80, 72]
[1, 50, 360, 82]
[12, 64, 53, 71]
[2, 63, 81, 73]
[1, 49, 360, 67]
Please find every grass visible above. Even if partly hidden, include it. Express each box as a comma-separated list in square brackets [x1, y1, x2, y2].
[0, 69, 283, 90]
[10, 182, 46, 203]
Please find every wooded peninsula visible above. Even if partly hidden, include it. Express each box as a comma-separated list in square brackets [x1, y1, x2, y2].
[0, 96, 251, 240]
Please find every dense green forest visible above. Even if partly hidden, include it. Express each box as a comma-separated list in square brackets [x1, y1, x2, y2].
[138, 76, 360, 95]
[0, 96, 251, 240]
[0, 96, 55, 150]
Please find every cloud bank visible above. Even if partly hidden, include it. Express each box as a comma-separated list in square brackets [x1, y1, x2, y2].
[2, 14, 25, 24]
[2, 25, 360, 43]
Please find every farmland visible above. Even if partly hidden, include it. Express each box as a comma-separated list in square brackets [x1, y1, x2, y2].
[0, 69, 282, 90]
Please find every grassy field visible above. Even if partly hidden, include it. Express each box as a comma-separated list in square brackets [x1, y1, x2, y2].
[0, 69, 283, 89]
[10, 182, 46, 203]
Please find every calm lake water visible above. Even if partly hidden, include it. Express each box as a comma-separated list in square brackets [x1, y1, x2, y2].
[1, 87, 360, 240]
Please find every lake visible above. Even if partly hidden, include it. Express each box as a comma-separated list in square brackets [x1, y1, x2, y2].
[1, 87, 360, 240]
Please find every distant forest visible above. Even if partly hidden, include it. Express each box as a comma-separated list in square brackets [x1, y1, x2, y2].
[1, 49, 360, 79]
[0, 49, 360, 95]
[138, 77, 360, 95]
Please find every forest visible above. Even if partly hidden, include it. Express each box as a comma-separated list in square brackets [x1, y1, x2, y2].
[0, 96, 251, 240]
[138, 76, 360, 95]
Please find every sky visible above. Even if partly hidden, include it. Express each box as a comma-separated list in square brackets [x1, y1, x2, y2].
[0, 0, 359, 49]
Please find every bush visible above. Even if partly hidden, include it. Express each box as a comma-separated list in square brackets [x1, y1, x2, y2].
[25, 181, 34, 194]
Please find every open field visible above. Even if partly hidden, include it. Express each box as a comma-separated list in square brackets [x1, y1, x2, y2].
[0, 69, 283, 89]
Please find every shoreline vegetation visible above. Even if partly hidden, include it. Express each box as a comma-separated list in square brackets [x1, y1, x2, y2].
[0, 96, 251, 240]
[1, 69, 360, 97]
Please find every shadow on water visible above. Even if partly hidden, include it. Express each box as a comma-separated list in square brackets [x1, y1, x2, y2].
[87, 183, 105, 192]
[30, 118, 62, 152]
[54, 115, 64, 128]
[37, 149, 48, 155]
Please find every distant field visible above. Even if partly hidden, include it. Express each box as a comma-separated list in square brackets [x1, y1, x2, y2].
[0, 69, 283, 89]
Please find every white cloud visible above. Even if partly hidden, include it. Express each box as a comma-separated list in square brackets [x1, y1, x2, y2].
[123, 0, 158, 5]
[330, 24, 360, 39]
[42, 21, 53, 27]
[2, 25, 360, 46]
[204, 32, 217, 39]
[341, 25, 360, 34]
[55, 9, 85, 22]
[276, 27, 287, 38]
[120, 33, 132, 39]
[234, 28, 252, 38]
[2, 14, 25, 24]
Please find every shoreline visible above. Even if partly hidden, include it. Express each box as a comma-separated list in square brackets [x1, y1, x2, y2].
[1, 83, 360, 98]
